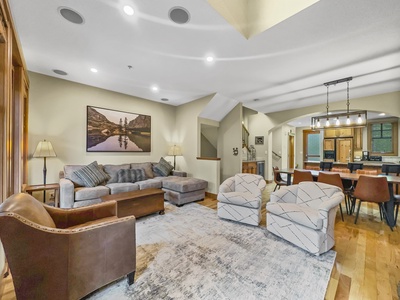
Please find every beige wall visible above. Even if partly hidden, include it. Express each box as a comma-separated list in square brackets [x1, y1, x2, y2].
[28, 72, 176, 185]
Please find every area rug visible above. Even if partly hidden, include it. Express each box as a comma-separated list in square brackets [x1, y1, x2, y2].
[87, 203, 336, 300]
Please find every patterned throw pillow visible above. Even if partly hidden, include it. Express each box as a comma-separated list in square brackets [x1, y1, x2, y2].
[73, 161, 110, 187]
[117, 168, 147, 183]
[154, 157, 174, 177]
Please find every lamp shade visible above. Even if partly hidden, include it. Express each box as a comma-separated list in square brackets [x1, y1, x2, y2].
[33, 140, 57, 158]
[168, 145, 182, 156]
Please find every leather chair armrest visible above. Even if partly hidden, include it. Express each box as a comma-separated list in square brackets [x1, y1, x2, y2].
[59, 178, 75, 208]
[45, 201, 118, 229]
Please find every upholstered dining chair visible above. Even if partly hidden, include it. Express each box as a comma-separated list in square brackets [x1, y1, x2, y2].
[273, 166, 287, 192]
[317, 172, 346, 221]
[353, 176, 391, 229]
[0, 193, 136, 300]
[292, 169, 314, 184]
[267, 181, 344, 255]
[217, 173, 266, 226]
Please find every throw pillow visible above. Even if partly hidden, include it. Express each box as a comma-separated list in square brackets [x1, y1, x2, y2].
[117, 168, 147, 183]
[73, 161, 110, 187]
[154, 157, 174, 177]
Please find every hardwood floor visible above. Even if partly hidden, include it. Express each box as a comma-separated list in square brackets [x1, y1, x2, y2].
[1, 183, 399, 299]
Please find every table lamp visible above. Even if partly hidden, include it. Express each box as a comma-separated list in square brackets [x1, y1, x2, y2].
[33, 140, 57, 186]
[168, 145, 182, 170]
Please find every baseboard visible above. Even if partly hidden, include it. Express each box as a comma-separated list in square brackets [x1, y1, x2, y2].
[205, 192, 217, 199]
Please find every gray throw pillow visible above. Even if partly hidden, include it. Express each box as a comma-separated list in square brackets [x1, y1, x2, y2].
[154, 157, 174, 177]
[117, 168, 147, 183]
[73, 161, 110, 187]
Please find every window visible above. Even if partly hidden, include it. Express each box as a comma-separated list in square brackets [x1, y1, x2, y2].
[368, 119, 398, 156]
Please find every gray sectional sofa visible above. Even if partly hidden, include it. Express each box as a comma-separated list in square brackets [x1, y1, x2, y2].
[59, 161, 208, 208]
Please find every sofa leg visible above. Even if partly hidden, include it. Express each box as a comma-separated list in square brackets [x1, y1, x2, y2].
[159, 210, 165, 215]
[127, 272, 135, 285]
[176, 204, 184, 207]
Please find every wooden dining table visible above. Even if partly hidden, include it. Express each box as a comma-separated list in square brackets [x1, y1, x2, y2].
[279, 168, 400, 229]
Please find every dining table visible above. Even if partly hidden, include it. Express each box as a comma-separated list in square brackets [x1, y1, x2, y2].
[278, 168, 400, 229]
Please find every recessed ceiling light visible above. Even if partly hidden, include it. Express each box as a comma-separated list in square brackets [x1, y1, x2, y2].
[123, 5, 134, 16]
[206, 56, 214, 62]
[379, 113, 386, 116]
[161, 98, 169, 102]
[253, 98, 259, 102]
[151, 86, 159, 92]
[169, 7, 190, 24]
[90, 68, 98, 73]
[53, 69, 68, 76]
[58, 7, 84, 24]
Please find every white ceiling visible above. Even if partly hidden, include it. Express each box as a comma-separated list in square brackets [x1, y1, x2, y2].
[8, 0, 400, 116]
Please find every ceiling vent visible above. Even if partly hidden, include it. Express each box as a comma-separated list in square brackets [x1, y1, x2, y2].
[169, 7, 190, 24]
[59, 7, 85, 24]
[53, 69, 68, 76]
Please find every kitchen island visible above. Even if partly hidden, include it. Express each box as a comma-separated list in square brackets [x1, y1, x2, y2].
[303, 161, 396, 172]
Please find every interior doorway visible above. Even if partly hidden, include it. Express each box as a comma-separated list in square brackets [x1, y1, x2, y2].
[336, 138, 353, 163]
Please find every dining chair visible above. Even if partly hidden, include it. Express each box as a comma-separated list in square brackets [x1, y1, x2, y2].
[356, 169, 378, 175]
[317, 172, 345, 221]
[331, 168, 350, 173]
[305, 166, 320, 171]
[272, 166, 288, 192]
[353, 176, 392, 230]
[292, 169, 314, 185]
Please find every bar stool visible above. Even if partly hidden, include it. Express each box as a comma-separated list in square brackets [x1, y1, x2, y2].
[272, 166, 287, 192]
[319, 161, 333, 171]
[348, 162, 363, 173]
[353, 175, 392, 230]
[293, 169, 313, 185]
[317, 172, 345, 221]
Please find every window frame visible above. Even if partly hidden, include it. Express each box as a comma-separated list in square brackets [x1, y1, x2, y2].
[367, 118, 398, 156]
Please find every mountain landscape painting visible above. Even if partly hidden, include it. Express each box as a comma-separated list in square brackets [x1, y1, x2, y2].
[86, 106, 151, 152]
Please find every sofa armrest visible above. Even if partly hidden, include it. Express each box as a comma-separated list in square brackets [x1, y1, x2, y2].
[59, 178, 75, 209]
[270, 185, 297, 203]
[172, 170, 187, 177]
[44, 201, 118, 229]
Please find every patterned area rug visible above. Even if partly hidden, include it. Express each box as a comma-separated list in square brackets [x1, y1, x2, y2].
[87, 203, 336, 300]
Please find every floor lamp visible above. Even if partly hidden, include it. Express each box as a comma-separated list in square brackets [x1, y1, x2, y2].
[168, 145, 182, 170]
[33, 140, 57, 199]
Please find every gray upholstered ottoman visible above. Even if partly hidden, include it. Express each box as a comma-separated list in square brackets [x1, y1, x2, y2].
[162, 177, 208, 206]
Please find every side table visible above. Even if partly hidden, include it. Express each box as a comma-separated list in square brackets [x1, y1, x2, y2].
[24, 183, 60, 207]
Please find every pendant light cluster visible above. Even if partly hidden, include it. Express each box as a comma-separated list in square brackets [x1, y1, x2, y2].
[311, 76, 367, 129]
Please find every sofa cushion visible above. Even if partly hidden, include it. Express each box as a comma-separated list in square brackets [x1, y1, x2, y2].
[64, 165, 88, 187]
[154, 157, 174, 177]
[0, 193, 56, 228]
[137, 179, 162, 190]
[117, 168, 147, 183]
[104, 164, 131, 183]
[131, 162, 154, 179]
[73, 161, 110, 187]
[106, 183, 140, 194]
[266, 202, 323, 230]
[74, 185, 110, 201]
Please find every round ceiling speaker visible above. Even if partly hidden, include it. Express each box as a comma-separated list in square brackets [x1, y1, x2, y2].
[169, 7, 190, 24]
[59, 7, 85, 24]
[161, 98, 169, 102]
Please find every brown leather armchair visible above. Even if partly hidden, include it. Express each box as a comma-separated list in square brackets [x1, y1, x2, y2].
[0, 193, 136, 300]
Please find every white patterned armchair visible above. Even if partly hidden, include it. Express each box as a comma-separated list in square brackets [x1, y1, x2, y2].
[266, 182, 344, 255]
[217, 173, 266, 226]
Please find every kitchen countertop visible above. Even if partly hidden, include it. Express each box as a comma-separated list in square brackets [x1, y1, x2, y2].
[304, 161, 395, 166]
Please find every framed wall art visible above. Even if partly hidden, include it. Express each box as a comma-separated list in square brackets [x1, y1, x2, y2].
[86, 106, 151, 152]
[255, 136, 264, 145]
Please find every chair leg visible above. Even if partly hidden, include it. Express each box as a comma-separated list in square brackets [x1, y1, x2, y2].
[354, 200, 362, 224]
[273, 184, 278, 192]
[395, 204, 399, 226]
[339, 203, 344, 221]
[380, 203, 393, 231]
[379, 205, 383, 221]
[127, 271, 135, 285]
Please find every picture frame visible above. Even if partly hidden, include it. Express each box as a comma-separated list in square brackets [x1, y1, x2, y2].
[86, 106, 151, 152]
[255, 136, 264, 145]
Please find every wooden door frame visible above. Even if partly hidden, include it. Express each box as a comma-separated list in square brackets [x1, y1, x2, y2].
[288, 134, 295, 168]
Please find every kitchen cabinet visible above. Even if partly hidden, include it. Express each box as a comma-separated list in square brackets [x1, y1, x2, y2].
[323, 139, 335, 151]
[324, 128, 353, 138]
[242, 161, 257, 174]
[353, 128, 363, 150]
